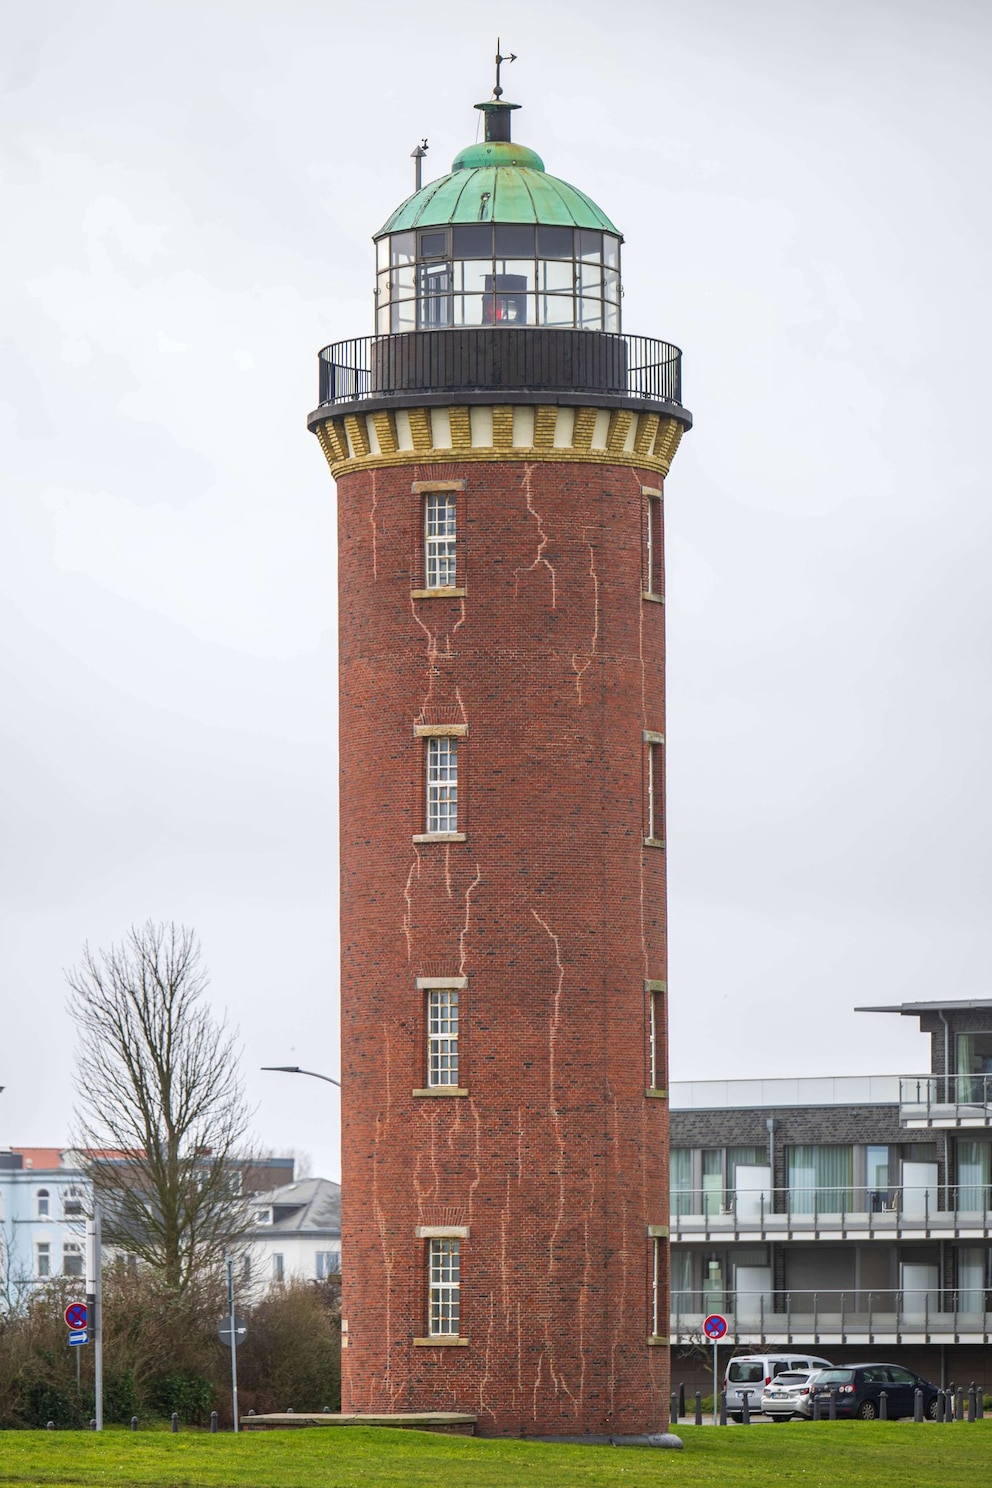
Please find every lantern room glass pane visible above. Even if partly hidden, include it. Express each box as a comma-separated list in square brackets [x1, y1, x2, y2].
[542, 294, 575, 326]
[452, 224, 493, 257]
[390, 232, 415, 265]
[419, 230, 447, 258]
[539, 260, 573, 294]
[538, 225, 573, 258]
[603, 234, 620, 269]
[495, 223, 535, 256]
[578, 230, 603, 261]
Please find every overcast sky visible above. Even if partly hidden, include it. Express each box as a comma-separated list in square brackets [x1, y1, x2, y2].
[3, 0, 990, 1183]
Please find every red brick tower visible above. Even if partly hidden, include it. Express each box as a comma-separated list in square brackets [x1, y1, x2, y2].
[308, 85, 691, 1436]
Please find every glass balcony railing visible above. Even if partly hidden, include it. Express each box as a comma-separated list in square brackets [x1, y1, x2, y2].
[899, 1074, 992, 1126]
[671, 1286, 992, 1344]
[670, 1184, 992, 1238]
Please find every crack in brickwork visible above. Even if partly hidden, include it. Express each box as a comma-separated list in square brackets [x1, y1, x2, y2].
[458, 865, 482, 976]
[514, 463, 557, 606]
[571, 525, 600, 704]
[402, 849, 422, 962]
[369, 469, 379, 579]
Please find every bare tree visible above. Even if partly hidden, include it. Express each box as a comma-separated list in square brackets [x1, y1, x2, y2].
[66, 922, 250, 1294]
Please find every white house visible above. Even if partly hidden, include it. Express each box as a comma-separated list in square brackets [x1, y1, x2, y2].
[242, 1178, 341, 1297]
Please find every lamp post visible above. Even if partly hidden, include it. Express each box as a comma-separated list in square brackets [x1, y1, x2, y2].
[260, 1065, 340, 1087]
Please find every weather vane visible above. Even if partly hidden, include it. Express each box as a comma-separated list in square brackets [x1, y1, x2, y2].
[493, 38, 517, 99]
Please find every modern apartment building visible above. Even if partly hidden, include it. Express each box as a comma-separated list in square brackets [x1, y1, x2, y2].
[670, 1000, 992, 1388]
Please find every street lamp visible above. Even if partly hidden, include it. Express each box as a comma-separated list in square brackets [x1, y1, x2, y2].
[261, 1065, 340, 1087]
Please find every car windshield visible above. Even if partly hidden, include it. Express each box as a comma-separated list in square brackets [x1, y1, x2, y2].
[816, 1370, 854, 1385]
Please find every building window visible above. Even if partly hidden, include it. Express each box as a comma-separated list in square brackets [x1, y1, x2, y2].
[63, 1243, 84, 1278]
[428, 989, 460, 1087]
[316, 1249, 341, 1280]
[426, 736, 458, 834]
[647, 983, 666, 1090]
[787, 1145, 853, 1214]
[63, 1185, 84, 1218]
[36, 1242, 51, 1277]
[37, 1189, 50, 1219]
[644, 490, 663, 597]
[644, 733, 664, 844]
[240, 1255, 252, 1284]
[272, 1253, 284, 1282]
[429, 1237, 460, 1336]
[651, 1235, 668, 1337]
[425, 491, 458, 589]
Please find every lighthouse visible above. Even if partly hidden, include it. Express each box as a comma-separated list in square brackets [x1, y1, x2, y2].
[308, 70, 691, 1437]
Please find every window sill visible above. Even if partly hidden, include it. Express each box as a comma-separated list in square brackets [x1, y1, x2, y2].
[413, 1336, 470, 1347]
[641, 591, 665, 605]
[645, 1088, 668, 1100]
[413, 832, 467, 844]
[643, 837, 666, 850]
[647, 1335, 670, 1347]
[411, 587, 467, 599]
[413, 1088, 469, 1098]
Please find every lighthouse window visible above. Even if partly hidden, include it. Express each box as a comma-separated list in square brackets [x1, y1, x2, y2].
[644, 733, 665, 846]
[425, 491, 458, 588]
[428, 1237, 460, 1335]
[427, 989, 460, 1087]
[426, 736, 459, 835]
[375, 229, 623, 333]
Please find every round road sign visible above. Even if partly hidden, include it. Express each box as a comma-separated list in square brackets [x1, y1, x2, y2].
[65, 1302, 88, 1331]
[217, 1315, 248, 1347]
[703, 1313, 728, 1340]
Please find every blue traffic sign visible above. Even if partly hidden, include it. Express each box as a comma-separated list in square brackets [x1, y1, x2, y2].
[68, 1330, 89, 1346]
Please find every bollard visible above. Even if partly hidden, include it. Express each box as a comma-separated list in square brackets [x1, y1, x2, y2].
[956, 1387, 964, 1422]
[171, 1412, 179, 1433]
[287, 1407, 295, 1414]
[936, 1391, 945, 1423]
[46, 1422, 54, 1431]
[914, 1388, 923, 1423]
[323, 1406, 331, 1414]
[741, 1389, 751, 1425]
[829, 1390, 837, 1421]
[694, 1390, 703, 1426]
[248, 1409, 256, 1416]
[719, 1389, 727, 1427]
[678, 1383, 686, 1419]
[968, 1385, 977, 1423]
[813, 1395, 822, 1422]
[130, 1416, 138, 1432]
[670, 1392, 678, 1426]
[210, 1411, 218, 1434]
[879, 1390, 888, 1421]
[977, 1391, 984, 1421]
[89, 1419, 96, 1431]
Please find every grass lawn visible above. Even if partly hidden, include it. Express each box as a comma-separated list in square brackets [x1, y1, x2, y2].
[0, 1421, 988, 1488]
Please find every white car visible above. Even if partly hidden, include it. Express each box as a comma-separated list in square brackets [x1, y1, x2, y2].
[760, 1369, 821, 1421]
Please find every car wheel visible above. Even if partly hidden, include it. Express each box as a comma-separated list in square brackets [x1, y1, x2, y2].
[925, 1398, 938, 1421]
[857, 1400, 877, 1420]
[730, 1413, 743, 1423]
[772, 1415, 791, 1422]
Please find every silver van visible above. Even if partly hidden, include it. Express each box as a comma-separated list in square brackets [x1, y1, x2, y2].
[724, 1353, 833, 1420]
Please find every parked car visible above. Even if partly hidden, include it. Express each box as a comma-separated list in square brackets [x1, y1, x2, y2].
[760, 1368, 822, 1421]
[811, 1364, 940, 1420]
[724, 1353, 834, 1421]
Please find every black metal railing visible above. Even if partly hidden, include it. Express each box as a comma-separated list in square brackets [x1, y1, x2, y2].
[315, 329, 684, 408]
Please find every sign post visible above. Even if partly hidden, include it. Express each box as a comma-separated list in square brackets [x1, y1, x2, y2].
[703, 1313, 728, 1425]
[226, 1257, 240, 1434]
[86, 1208, 104, 1431]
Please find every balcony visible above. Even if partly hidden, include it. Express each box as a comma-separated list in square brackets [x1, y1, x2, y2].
[312, 329, 685, 413]
[670, 1184, 992, 1242]
[671, 1286, 992, 1346]
[899, 1074, 992, 1128]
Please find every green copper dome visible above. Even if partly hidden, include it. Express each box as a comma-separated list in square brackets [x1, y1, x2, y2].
[375, 104, 619, 238]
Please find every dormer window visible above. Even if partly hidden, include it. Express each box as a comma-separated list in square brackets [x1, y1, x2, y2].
[376, 226, 621, 336]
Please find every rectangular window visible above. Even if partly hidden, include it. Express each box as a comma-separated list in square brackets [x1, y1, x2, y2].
[63, 1186, 84, 1217]
[787, 1145, 854, 1214]
[425, 491, 458, 588]
[272, 1253, 284, 1282]
[429, 1237, 460, 1336]
[648, 984, 665, 1090]
[651, 1235, 668, 1337]
[645, 734, 664, 844]
[644, 491, 663, 596]
[62, 1243, 84, 1277]
[36, 1242, 50, 1277]
[428, 989, 460, 1087]
[316, 1249, 342, 1280]
[426, 736, 458, 834]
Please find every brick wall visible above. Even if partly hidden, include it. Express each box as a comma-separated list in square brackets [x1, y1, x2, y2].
[335, 457, 669, 1435]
